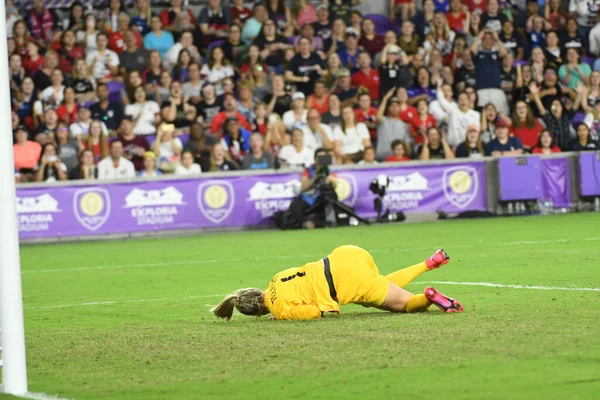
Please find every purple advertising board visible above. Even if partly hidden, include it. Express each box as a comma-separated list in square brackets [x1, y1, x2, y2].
[15, 162, 488, 239]
[579, 152, 600, 196]
[541, 158, 572, 207]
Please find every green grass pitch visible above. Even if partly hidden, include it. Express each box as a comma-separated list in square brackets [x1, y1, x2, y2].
[2, 213, 600, 399]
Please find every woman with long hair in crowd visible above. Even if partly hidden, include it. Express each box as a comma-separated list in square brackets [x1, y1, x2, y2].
[103, 0, 128, 34]
[71, 58, 97, 103]
[175, 150, 202, 175]
[13, 20, 31, 58]
[241, 45, 266, 78]
[130, 0, 153, 35]
[65, 1, 85, 31]
[35, 142, 67, 182]
[543, 31, 563, 70]
[359, 18, 384, 58]
[13, 78, 37, 127]
[138, 151, 162, 177]
[405, 99, 436, 145]
[413, 0, 435, 37]
[408, 67, 436, 104]
[264, 113, 289, 158]
[85, 120, 109, 162]
[324, 52, 343, 90]
[201, 47, 235, 96]
[76, 13, 99, 53]
[122, 70, 144, 105]
[326, 18, 347, 55]
[466, 10, 481, 44]
[56, 87, 79, 125]
[529, 84, 575, 151]
[126, 86, 161, 136]
[333, 104, 372, 164]
[57, 30, 85, 74]
[291, 0, 317, 32]
[209, 143, 238, 172]
[222, 23, 247, 70]
[69, 149, 98, 180]
[480, 103, 511, 144]
[398, 21, 420, 57]
[544, 0, 568, 31]
[583, 71, 600, 112]
[532, 129, 561, 154]
[428, 12, 455, 56]
[266, 0, 294, 36]
[171, 48, 192, 83]
[530, 47, 546, 84]
[510, 100, 542, 151]
[151, 123, 182, 168]
[572, 123, 599, 151]
[455, 124, 485, 158]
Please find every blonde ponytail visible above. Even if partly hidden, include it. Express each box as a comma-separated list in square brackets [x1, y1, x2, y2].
[211, 288, 268, 322]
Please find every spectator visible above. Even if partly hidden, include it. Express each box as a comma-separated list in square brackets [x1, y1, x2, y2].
[152, 123, 182, 166]
[379, 45, 412, 99]
[455, 124, 485, 158]
[137, 151, 162, 177]
[26, 0, 59, 44]
[325, 18, 347, 56]
[480, 0, 506, 33]
[195, 83, 222, 128]
[294, 23, 324, 53]
[385, 140, 411, 162]
[120, 30, 150, 74]
[532, 129, 562, 154]
[109, 14, 143, 55]
[569, 0, 598, 36]
[201, 47, 235, 96]
[240, 45, 266, 79]
[334, 69, 358, 103]
[583, 71, 600, 112]
[358, 18, 384, 58]
[470, 29, 509, 115]
[561, 17, 585, 55]
[35, 143, 67, 182]
[435, 78, 480, 147]
[160, 81, 197, 130]
[221, 117, 252, 163]
[68, 105, 96, 139]
[307, 81, 330, 115]
[55, 124, 80, 172]
[35, 108, 60, 143]
[71, 59, 97, 103]
[479, 103, 509, 144]
[454, 50, 476, 93]
[211, 94, 252, 134]
[222, 24, 248, 69]
[143, 15, 175, 60]
[279, 127, 314, 168]
[428, 12, 456, 56]
[352, 52, 380, 101]
[499, 20, 525, 61]
[102, 0, 129, 34]
[13, 125, 42, 172]
[14, 78, 38, 126]
[90, 83, 124, 132]
[418, 127, 454, 160]
[63, 2, 85, 32]
[264, 113, 289, 157]
[266, 0, 294, 36]
[304, 108, 337, 151]
[241, 133, 276, 170]
[57, 30, 85, 75]
[198, 0, 232, 48]
[283, 92, 309, 131]
[446, 0, 468, 34]
[358, 146, 377, 165]
[130, 0, 153, 35]
[510, 100, 543, 151]
[429, 82, 454, 126]
[84, 120, 110, 162]
[10, 54, 27, 89]
[291, 0, 317, 32]
[559, 48, 591, 89]
[571, 122, 599, 151]
[530, 84, 576, 151]
[265, 76, 292, 117]
[33, 50, 59, 91]
[161, 0, 196, 39]
[76, 13, 99, 54]
[118, 116, 150, 171]
[243, 3, 269, 45]
[175, 150, 202, 175]
[69, 149, 98, 180]
[285, 37, 325, 96]
[86, 32, 120, 82]
[13, 20, 31, 58]
[405, 99, 437, 145]
[165, 30, 200, 71]
[181, 63, 203, 104]
[170, 48, 192, 83]
[183, 122, 212, 169]
[334, 104, 372, 163]
[313, 4, 333, 41]
[97, 140, 136, 179]
[545, 0, 568, 31]
[56, 87, 79, 125]
[337, 28, 361, 72]
[122, 70, 144, 105]
[237, 82, 257, 124]
[486, 119, 524, 156]
[500, 52, 516, 104]
[398, 21, 421, 56]
[37, 68, 65, 111]
[231, 0, 252, 25]
[354, 93, 378, 142]
[209, 143, 238, 171]
[124, 87, 161, 136]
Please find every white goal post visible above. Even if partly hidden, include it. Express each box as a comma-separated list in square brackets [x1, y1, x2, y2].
[0, 0, 28, 395]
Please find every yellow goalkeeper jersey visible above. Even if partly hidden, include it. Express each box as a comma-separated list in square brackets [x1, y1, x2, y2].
[264, 259, 340, 321]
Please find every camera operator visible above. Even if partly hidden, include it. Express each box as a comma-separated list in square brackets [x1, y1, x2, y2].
[288, 148, 339, 228]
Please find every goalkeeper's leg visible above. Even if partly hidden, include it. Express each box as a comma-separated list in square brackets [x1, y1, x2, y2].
[386, 249, 450, 288]
[382, 282, 464, 313]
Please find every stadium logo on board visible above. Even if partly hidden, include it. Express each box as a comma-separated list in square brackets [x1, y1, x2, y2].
[123, 186, 186, 226]
[382, 172, 429, 211]
[247, 180, 300, 219]
[198, 181, 235, 224]
[16, 193, 61, 233]
[443, 166, 478, 209]
[73, 188, 111, 231]
[334, 173, 358, 206]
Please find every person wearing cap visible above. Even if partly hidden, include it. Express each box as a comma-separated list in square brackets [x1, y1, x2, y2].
[97, 140, 136, 179]
[378, 44, 411, 100]
[283, 92, 309, 131]
[455, 124, 486, 158]
[486, 119, 524, 156]
[210, 93, 253, 134]
[435, 77, 481, 147]
[286, 37, 326, 96]
[137, 151, 163, 177]
[375, 88, 411, 161]
[337, 28, 361, 72]
[242, 133, 276, 170]
[13, 126, 42, 177]
[334, 68, 358, 103]
[221, 117, 252, 164]
[352, 52, 380, 101]
[118, 116, 150, 171]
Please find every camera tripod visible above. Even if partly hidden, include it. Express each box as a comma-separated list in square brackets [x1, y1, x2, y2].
[305, 185, 370, 227]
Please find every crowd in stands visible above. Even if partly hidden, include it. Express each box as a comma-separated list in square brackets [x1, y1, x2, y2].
[10, 0, 600, 183]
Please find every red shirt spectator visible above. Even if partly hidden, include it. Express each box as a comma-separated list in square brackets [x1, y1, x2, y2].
[109, 30, 143, 54]
[307, 94, 330, 115]
[385, 155, 411, 162]
[160, 8, 197, 31]
[398, 105, 418, 122]
[406, 113, 436, 145]
[57, 103, 79, 125]
[23, 54, 44, 77]
[532, 146, 561, 154]
[352, 68, 381, 101]
[358, 35, 385, 59]
[511, 119, 543, 149]
[463, 0, 487, 14]
[211, 112, 252, 134]
[230, 3, 252, 25]
[57, 46, 85, 75]
[446, 11, 468, 34]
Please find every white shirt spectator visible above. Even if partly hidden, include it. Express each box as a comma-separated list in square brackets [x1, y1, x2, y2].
[39, 85, 65, 106]
[283, 109, 308, 132]
[97, 156, 135, 179]
[278, 145, 314, 167]
[164, 43, 185, 69]
[86, 49, 120, 80]
[175, 163, 202, 175]
[76, 31, 98, 53]
[570, 0, 598, 28]
[182, 81, 204, 99]
[302, 124, 338, 151]
[69, 120, 108, 139]
[334, 123, 370, 155]
[590, 24, 600, 57]
[125, 101, 161, 135]
[156, 137, 183, 160]
[200, 64, 235, 95]
[429, 98, 457, 126]
[435, 90, 481, 147]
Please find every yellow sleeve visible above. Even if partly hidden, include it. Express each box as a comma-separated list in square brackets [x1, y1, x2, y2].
[279, 304, 322, 321]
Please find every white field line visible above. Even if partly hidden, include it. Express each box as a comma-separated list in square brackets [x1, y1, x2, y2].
[25, 281, 600, 311]
[416, 281, 600, 292]
[22, 392, 73, 400]
[21, 237, 600, 275]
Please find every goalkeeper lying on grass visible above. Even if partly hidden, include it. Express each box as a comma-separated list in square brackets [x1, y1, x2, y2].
[212, 245, 463, 321]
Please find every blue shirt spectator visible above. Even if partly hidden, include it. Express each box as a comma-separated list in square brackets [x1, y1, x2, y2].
[143, 16, 175, 60]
